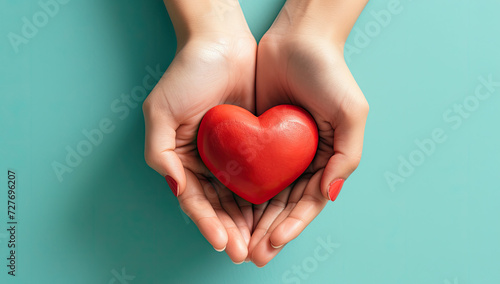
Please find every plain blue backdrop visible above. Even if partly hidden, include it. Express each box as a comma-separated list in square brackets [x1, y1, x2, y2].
[1, 0, 499, 283]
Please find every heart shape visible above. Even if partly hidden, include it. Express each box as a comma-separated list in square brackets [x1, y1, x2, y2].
[197, 104, 318, 204]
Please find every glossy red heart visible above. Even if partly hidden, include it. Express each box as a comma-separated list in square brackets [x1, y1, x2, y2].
[197, 104, 318, 204]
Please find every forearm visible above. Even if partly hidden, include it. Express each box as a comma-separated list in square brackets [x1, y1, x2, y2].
[163, 0, 250, 47]
[271, 0, 369, 45]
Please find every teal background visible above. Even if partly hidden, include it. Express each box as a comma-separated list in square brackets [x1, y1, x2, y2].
[1, 0, 499, 283]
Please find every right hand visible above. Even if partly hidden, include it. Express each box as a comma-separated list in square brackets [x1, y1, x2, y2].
[142, 32, 256, 264]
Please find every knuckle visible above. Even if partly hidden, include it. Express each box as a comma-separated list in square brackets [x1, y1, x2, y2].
[142, 97, 152, 113]
[338, 96, 369, 121]
[346, 155, 362, 173]
[288, 215, 307, 227]
[218, 194, 234, 205]
[143, 149, 157, 168]
[302, 193, 326, 206]
[358, 98, 369, 114]
[350, 98, 369, 116]
[269, 198, 287, 209]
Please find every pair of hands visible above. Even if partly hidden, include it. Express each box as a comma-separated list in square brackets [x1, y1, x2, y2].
[143, 1, 368, 267]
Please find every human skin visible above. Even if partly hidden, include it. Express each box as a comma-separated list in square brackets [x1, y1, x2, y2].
[248, 0, 370, 267]
[142, 0, 256, 264]
[143, 0, 370, 267]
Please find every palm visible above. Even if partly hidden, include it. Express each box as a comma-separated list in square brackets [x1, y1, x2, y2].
[256, 35, 357, 159]
[143, 35, 257, 263]
[165, 38, 255, 177]
[249, 34, 368, 266]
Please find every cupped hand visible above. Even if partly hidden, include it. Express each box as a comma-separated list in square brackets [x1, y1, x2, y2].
[249, 32, 369, 266]
[142, 32, 256, 263]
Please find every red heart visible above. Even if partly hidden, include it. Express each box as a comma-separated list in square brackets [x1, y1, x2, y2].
[197, 104, 318, 204]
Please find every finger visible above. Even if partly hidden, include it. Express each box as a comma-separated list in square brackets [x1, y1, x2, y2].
[214, 183, 252, 247]
[248, 187, 291, 261]
[252, 201, 268, 231]
[178, 170, 228, 252]
[250, 200, 293, 268]
[321, 98, 369, 201]
[249, 193, 294, 267]
[234, 195, 254, 236]
[247, 200, 269, 263]
[250, 179, 309, 267]
[213, 210, 249, 264]
[270, 171, 327, 249]
[143, 99, 186, 197]
[251, 233, 286, 268]
[207, 183, 248, 263]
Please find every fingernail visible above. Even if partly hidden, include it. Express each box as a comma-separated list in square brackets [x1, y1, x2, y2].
[233, 260, 244, 265]
[270, 242, 284, 249]
[165, 175, 178, 197]
[214, 246, 226, 252]
[328, 179, 345, 202]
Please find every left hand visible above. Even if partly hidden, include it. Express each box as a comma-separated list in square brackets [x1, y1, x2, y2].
[248, 30, 369, 267]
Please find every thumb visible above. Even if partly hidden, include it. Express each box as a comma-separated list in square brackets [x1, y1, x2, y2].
[143, 102, 186, 197]
[320, 105, 368, 202]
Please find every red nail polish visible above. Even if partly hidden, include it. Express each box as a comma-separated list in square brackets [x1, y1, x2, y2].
[165, 175, 178, 197]
[328, 179, 344, 202]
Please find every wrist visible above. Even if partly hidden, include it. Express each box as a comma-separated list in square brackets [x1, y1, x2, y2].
[271, 0, 342, 42]
[262, 24, 344, 57]
[268, 0, 369, 48]
[165, 0, 251, 49]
